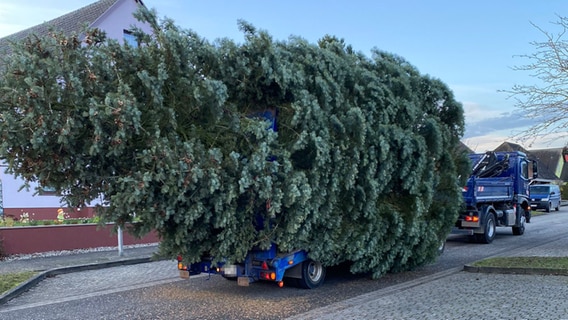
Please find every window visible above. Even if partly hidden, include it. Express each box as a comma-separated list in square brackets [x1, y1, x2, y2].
[521, 161, 529, 180]
[38, 184, 57, 195]
[123, 30, 138, 47]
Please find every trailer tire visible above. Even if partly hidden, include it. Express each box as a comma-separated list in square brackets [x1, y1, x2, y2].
[475, 213, 496, 244]
[298, 260, 326, 289]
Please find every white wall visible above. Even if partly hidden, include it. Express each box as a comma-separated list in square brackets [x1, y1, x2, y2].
[0, 169, 65, 208]
[91, 0, 153, 43]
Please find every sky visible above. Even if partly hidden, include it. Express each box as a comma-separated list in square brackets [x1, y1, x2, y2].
[1, 0, 567, 152]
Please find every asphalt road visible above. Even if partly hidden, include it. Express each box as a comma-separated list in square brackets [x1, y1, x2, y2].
[1, 207, 567, 319]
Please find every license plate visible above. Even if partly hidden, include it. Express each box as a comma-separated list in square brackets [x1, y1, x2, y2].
[179, 270, 190, 279]
[223, 265, 237, 276]
[461, 221, 479, 228]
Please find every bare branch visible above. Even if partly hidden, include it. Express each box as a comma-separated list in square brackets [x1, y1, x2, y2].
[501, 16, 568, 145]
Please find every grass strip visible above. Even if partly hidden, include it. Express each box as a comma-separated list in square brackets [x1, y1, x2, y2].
[0, 271, 38, 294]
[472, 256, 568, 269]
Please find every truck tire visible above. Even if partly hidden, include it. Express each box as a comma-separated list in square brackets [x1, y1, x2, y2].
[437, 240, 446, 255]
[475, 213, 496, 244]
[546, 202, 551, 213]
[512, 214, 526, 236]
[298, 260, 326, 289]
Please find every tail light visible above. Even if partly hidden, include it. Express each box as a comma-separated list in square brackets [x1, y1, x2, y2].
[464, 215, 479, 222]
[177, 255, 187, 270]
[260, 271, 276, 281]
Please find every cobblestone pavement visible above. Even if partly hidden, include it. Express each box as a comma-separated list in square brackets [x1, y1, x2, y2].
[291, 271, 568, 320]
[289, 229, 568, 319]
[2, 260, 182, 309]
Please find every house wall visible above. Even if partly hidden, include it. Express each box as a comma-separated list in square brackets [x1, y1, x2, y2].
[91, 0, 153, 43]
[0, 170, 100, 220]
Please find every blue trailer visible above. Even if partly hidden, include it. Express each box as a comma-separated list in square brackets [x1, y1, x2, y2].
[177, 245, 325, 289]
[453, 151, 537, 243]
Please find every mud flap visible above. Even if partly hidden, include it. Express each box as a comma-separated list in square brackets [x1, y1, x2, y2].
[179, 270, 190, 279]
[238, 277, 250, 286]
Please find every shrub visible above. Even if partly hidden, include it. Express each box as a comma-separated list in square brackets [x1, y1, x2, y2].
[4, 217, 14, 227]
[561, 184, 568, 200]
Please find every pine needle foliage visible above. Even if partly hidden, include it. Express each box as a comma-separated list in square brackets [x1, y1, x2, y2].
[0, 9, 469, 278]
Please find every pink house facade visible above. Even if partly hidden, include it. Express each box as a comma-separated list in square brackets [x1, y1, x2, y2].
[0, 0, 152, 221]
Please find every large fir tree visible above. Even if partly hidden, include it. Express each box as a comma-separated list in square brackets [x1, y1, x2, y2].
[0, 9, 469, 278]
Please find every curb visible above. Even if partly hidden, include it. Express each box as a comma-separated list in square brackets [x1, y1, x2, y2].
[0, 257, 154, 305]
[463, 264, 568, 276]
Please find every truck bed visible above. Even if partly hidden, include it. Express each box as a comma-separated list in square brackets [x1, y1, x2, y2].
[463, 176, 513, 205]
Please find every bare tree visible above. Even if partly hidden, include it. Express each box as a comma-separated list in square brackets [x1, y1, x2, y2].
[504, 16, 568, 146]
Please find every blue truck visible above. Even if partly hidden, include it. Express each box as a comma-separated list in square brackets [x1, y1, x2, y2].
[453, 151, 537, 243]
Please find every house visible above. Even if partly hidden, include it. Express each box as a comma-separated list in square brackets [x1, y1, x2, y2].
[0, 0, 151, 55]
[493, 141, 568, 183]
[0, 0, 152, 221]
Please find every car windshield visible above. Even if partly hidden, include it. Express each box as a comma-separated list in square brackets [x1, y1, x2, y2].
[530, 186, 550, 194]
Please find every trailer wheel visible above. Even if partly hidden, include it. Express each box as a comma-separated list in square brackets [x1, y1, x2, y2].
[475, 213, 496, 244]
[298, 260, 326, 289]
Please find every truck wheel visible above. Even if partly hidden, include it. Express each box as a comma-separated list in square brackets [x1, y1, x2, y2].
[437, 240, 446, 255]
[513, 215, 525, 236]
[298, 260, 326, 289]
[476, 214, 496, 244]
[555, 202, 560, 211]
[546, 202, 551, 213]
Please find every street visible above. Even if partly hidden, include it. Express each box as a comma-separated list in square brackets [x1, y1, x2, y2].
[1, 207, 567, 319]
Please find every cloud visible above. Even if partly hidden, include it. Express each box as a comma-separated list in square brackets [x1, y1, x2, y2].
[462, 131, 568, 153]
[463, 110, 536, 139]
[462, 135, 511, 153]
[461, 100, 504, 123]
[461, 96, 547, 141]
